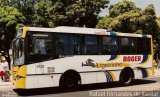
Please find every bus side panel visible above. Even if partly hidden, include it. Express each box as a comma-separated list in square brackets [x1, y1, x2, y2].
[50, 74, 61, 87]
[26, 76, 36, 89]
[35, 75, 50, 88]
[80, 73, 97, 84]
[80, 70, 121, 84]
[26, 64, 36, 89]
[25, 54, 153, 88]
[26, 64, 62, 89]
[134, 69, 143, 79]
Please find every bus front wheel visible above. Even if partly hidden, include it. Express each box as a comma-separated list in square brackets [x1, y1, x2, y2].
[60, 73, 79, 91]
[119, 69, 134, 86]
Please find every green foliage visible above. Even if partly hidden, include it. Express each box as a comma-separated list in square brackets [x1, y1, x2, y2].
[0, 6, 25, 65]
[109, 9, 143, 33]
[4, 0, 109, 28]
[0, 0, 9, 6]
[33, 0, 53, 27]
[98, 1, 159, 35]
[0, 6, 25, 51]
[97, 16, 113, 29]
[109, 0, 137, 18]
[47, 0, 110, 27]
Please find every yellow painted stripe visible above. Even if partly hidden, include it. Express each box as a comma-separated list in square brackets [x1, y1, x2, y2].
[115, 55, 120, 60]
[15, 65, 27, 89]
[17, 65, 27, 77]
[108, 71, 116, 81]
[146, 69, 150, 77]
[121, 63, 132, 67]
[22, 27, 29, 38]
[15, 78, 26, 89]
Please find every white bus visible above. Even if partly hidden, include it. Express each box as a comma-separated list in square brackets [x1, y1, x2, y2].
[11, 26, 154, 91]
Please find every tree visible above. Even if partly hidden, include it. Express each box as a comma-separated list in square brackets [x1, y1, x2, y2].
[1, 0, 109, 28]
[155, 17, 160, 55]
[48, 0, 109, 27]
[98, 1, 159, 35]
[0, 0, 10, 6]
[109, 8, 143, 33]
[9, 0, 40, 26]
[33, 0, 54, 27]
[97, 16, 113, 29]
[109, 0, 137, 18]
[0, 6, 25, 68]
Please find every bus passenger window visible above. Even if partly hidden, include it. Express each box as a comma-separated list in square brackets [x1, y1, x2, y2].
[130, 38, 137, 54]
[84, 36, 100, 55]
[55, 34, 81, 56]
[137, 38, 151, 54]
[103, 37, 119, 54]
[120, 37, 130, 54]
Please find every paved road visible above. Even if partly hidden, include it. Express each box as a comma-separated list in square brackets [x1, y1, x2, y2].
[1, 77, 160, 97]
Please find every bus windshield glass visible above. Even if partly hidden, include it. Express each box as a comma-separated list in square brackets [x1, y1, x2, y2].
[13, 38, 25, 65]
[26, 32, 53, 63]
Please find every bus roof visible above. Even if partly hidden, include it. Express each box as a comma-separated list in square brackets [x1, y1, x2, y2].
[22, 26, 152, 38]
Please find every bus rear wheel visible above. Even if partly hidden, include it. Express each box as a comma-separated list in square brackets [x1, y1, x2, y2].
[60, 73, 79, 91]
[119, 69, 134, 86]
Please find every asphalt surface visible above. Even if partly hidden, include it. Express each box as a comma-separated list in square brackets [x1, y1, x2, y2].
[6, 77, 159, 97]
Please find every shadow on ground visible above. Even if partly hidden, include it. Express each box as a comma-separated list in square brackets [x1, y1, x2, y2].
[13, 79, 156, 96]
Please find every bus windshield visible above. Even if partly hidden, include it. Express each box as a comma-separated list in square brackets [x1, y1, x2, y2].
[13, 38, 25, 65]
[26, 32, 53, 63]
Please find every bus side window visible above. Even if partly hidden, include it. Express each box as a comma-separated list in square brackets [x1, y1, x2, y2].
[137, 38, 151, 54]
[120, 37, 130, 54]
[55, 34, 81, 57]
[84, 35, 100, 55]
[130, 38, 137, 54]
[103, 37, 119, 55]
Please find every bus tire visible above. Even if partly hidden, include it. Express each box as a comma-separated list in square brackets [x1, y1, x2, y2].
[60, 72, 79, 91]
[119, 68, 134, 86]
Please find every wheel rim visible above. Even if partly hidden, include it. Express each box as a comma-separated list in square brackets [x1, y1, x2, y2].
[66, 78, 75, 88]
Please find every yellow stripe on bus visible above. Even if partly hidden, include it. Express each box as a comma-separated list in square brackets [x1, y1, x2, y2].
[22, 27, 29, 38]
[15, 78, 26, 89]
[15, 65, 27, 89]
[108, 71, 116, 81]
[17, 65, 27, 77]
[146, 69, 150, 77]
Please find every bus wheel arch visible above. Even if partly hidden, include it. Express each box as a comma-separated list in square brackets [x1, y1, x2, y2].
[59, 69, 81, 91]
[119, 67, 134, 86]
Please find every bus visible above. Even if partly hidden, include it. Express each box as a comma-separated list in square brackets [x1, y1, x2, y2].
[11, 26, 154, 91]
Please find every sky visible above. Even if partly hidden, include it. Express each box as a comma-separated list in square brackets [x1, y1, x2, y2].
[99, 0, 160, 17]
